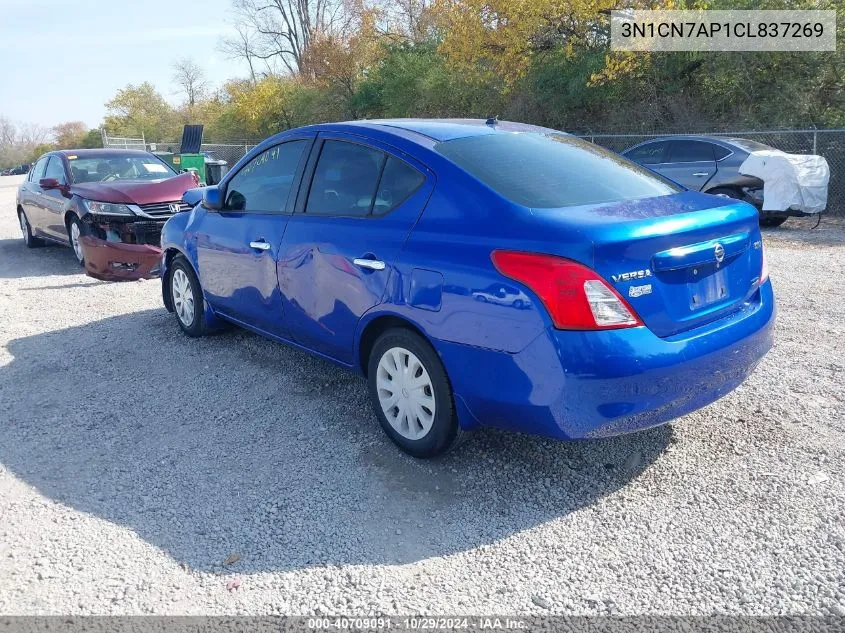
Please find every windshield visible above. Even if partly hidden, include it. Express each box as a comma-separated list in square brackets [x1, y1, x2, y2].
[68, 154, 177, 183]
[725, 138, 777, 153]
[435, 133, 681, 208]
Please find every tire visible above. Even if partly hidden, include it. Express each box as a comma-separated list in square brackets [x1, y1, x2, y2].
[18, 209, 44, 248]
[367, 328, 460, 458]
[760, 216, 788, 228]
[168, 255, 208, 337]
[707, 187, 742, 200]
[67, 215, 85, 266]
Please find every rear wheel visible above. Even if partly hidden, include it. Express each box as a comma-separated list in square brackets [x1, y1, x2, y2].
[367, 328, 460, 458]
[760, 216, 788, 228]
[18, 209, 43, 248]
[168, 256, 208, 337]
[708, 187, 742, 201]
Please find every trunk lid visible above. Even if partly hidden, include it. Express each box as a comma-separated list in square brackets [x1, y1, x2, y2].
[531, 191, 764, 338]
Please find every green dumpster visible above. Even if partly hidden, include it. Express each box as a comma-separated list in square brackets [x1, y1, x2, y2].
[174, 153, 206, 184]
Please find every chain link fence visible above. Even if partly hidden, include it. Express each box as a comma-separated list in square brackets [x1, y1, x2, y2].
[106, 129, 844, 215]
[580, 129, 844, 215]
[144, 142, 259, 171]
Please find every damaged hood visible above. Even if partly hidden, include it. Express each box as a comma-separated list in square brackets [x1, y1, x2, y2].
[71, 172, 196, 205]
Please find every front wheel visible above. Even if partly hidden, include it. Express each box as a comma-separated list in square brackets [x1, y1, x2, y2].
[367, 328, 460, 458]
[168, 256, 208, 337]
[67, 215, 85, 266]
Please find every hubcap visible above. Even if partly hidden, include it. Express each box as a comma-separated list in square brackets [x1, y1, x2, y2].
[19, 213, 28, 239]
[376, 347, 436, 440]
[171, 268, 195, 327]
[70, 222, 83, 262]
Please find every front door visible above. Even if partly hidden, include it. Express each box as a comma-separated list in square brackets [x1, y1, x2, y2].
[194, 137, 312, 336]
[278, 134, 434, 364]
[41, 155, 72, 241]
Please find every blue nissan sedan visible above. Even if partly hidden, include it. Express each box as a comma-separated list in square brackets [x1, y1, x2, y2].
[161, 119, 775, 458]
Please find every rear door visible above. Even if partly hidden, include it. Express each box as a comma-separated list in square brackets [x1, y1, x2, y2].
[654, 140, 718, 190]
[194, 136, 312, 336]
[278, 133, 433, 364]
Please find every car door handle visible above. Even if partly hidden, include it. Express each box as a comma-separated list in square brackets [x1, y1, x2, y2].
[249, 240, 271, 251]
[693, 172, 709, 177]
[353, 258, 385, 271]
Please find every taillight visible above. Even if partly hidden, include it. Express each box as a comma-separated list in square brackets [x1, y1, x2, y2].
[760, 245, 769, 283]
[491, 250, 642, 330]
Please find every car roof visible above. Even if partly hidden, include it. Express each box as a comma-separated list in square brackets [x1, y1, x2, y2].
[324, 118, 563, 142]
[54, 148, 153, 158]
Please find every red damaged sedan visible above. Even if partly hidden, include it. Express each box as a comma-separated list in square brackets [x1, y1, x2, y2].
[15, 149, 198, 280]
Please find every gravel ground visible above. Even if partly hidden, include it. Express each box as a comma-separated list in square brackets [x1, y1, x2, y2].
[0, 173, 843, 616]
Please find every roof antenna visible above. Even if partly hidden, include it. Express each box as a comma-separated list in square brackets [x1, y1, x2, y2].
[485, 115, 499, 126]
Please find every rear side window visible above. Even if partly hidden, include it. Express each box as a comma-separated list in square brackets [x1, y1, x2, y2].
[373, 157, 425, 216]
[306, 141, 384, 217]
[666, 141, 715, 163]
[305, 140, 425, 217]
[712, 144, 732, 160]
[625, 141, 667, 165]
[225, 140, 307, 212]
[435, 133, 680, 208]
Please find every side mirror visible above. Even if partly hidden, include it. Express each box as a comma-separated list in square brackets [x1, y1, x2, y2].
[202, 186, 223, 211]
[39, 177, 61, 190]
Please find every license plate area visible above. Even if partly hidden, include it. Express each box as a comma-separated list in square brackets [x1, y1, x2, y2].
[687, 265, 729, 310]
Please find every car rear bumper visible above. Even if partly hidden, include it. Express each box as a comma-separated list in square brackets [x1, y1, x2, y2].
[437, 280, 775, 439]
[80, 236, 162, 281]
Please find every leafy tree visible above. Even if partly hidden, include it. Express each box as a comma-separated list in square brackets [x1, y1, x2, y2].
[53, 121, 88, 148]
[103, 82, 179, 140]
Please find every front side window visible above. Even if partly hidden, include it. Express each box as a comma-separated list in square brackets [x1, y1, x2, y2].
[30, 156, 49, 182]
[626, 141, 667, 165]
[435, 133, 680, 209]
[225, 141, 307, 212]
[44, 156, 67, 185]
[666, 141, 715, 163]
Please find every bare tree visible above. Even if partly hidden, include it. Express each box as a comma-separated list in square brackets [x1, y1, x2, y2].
[172, 58, 209, 107]
[221, 0, 353, 77]
[219, 23, 259, 83]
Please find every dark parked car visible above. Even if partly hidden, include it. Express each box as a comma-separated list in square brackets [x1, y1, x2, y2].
[16, 149, 197, 280]
[160, 119, 774, 458]
[621, 136, 789, 227]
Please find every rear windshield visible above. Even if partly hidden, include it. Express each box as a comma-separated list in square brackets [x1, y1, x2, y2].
[725, 138, 777, 153]
[68, 154, 177, 183]
[435, 133, 681, 208]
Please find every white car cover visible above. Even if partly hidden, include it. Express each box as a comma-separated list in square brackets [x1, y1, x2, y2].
[738, 150, 829, 214]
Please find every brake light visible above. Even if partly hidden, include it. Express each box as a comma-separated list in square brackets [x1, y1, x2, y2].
[760, 245, 769, 283]
[491, 250, 642, 330]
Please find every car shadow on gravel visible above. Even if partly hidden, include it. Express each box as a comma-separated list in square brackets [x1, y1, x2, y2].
[0, 309, 672, 573]
[0, 238, 82, 278]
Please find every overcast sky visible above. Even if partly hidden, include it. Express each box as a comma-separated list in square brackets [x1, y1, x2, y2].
[0, 0, 248, 130]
